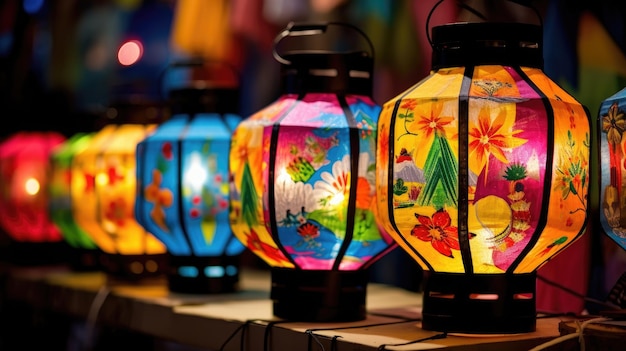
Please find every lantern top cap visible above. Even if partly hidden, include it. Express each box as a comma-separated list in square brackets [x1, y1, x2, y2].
[273, 21, 375, 96]
[160, 59, 241, 115]
[431, 22, 543, 70]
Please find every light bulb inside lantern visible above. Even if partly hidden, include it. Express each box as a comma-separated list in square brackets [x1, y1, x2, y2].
[24, 178, 40, 196]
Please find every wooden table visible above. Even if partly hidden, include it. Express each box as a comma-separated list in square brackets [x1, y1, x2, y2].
[0, 263, 579, 351]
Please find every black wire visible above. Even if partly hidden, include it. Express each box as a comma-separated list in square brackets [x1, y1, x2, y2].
[377, 332, 448, 351]
[264, 320, 292, 351]
[537, 274, 621, 311]
[330, 335, 342, 351]
[367, 311, 421, 321]
[306, 329, 326, 351]
[218, 319, 256, 351]
[305, 319, 422, 333]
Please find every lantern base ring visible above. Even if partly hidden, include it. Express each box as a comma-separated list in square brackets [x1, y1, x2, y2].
[421, 271, 537, 334]
[167, 254, 240, 294]
[270, 267, 368, 322]
[100, 253, 168, 282]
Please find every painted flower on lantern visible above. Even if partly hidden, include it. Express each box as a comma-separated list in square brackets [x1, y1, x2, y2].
[468, 106, 527, 182]
[104, 197, 128, 229]
[397, 99, 419, 140]
[84, 173, 96, 192]
[245, 228, 290, 264]
[144, 169, 173, 231]
[107, 166, 125, 186]
[411, 208, 475, 258]
[416, 101, 454, 140]
[602, 102, 625, 148]
[553, 130, 589, 215]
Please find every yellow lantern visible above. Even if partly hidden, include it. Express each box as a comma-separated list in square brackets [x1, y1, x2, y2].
[71, 102, 167, 280]
[376, 21, 590, 333]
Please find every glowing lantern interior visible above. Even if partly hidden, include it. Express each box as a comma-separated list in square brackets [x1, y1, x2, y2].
[375, 22, 590, 334]
[0, 131, 66, 242]
[229, 22, 396, 322]
[71, 123, 166, 277]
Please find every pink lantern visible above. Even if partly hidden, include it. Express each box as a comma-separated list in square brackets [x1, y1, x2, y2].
[0, 131, 69, 264]
[229, 22, 396, 321]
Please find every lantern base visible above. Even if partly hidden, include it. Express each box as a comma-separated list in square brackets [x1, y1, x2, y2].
[421, 271, 537, 334]
[167, 254, 240, 294]
[99, 253, 168, 282]
[2, 241, 73, 266]
[67, 247, 103, 272]
[270, 268, 368, 322]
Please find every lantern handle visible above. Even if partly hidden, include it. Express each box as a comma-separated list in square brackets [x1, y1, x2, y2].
[425, 0, 544, 48]
[272, 21, 375, 65]
[157, 57, 241, 101]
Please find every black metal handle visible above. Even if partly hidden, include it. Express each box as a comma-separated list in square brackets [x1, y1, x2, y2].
[272, 21, 375, 65]
[425, 0, 544, 48]
[158, 58, 240, 100]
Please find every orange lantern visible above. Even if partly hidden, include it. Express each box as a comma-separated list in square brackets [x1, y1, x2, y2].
[71, 101, 167, 280]
[375, 21, 591, 333]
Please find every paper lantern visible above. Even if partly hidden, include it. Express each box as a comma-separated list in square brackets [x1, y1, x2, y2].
[71, 102, 167, 280]
[598, 87, 626, 251]
[136, 60, 245, 293]
[375, 22, 591, 333]
[49, 132, 101, 270]
[229, 22, 396, 322]
[0, 131, 70, 264]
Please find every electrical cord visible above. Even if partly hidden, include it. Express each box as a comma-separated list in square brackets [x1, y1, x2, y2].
[537, 274, 621, 311]
[83, 285, 112, 351]
[528, 317, 611, 351]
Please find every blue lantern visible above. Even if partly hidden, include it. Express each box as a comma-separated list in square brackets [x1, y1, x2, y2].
[136, 60, 245, 293]
[599, 87, 626, 251]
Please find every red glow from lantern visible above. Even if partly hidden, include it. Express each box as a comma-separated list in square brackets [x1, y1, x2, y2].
[117, 40, 143, 66]
[0, 132, 66, 242]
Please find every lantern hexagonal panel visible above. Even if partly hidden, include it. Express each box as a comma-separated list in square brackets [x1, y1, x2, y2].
[375, 22, 591, 333]
[71, 111, 167, 280]
[136, 61, 246, 293]
[229, 22, 396, 322]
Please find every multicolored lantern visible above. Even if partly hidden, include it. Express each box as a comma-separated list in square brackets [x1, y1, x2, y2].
[136, 60, 245, 293]
[598, 87, 626, 251]
[49, 132, 101, 270]
[0, 131, 69, 264]
[229, 22, 395, 322]
[71, 102, 167, 280]
[375, 22, 591, 333]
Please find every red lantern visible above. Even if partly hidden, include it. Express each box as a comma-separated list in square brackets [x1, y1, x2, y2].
[0, 131, 69, 264]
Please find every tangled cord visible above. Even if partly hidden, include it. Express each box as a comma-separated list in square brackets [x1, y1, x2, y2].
[528, 317, 612, 351]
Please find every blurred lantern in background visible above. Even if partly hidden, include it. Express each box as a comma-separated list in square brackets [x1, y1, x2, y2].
[375, 19, 591, 333]
[49, 132, 101, 271]
[0, 131, 70, 265]
[598, 87, 626, 311]
[71, 100, 167, 281]
[136, 59, 245, 294]
[599, 87, 626, 252]
[229, 22, 395, 322]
